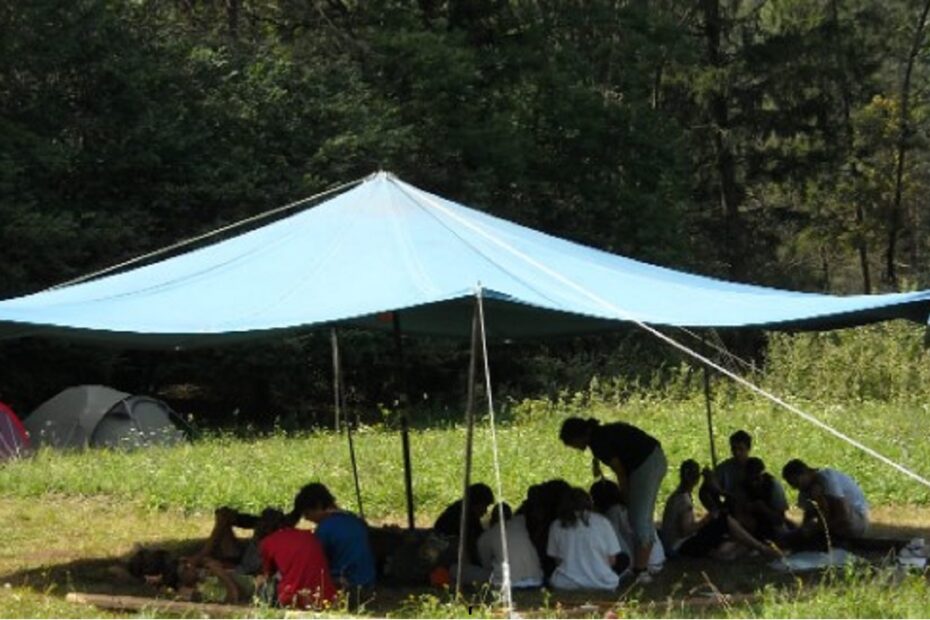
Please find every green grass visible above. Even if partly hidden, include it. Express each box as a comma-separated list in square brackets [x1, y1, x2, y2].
[731, 569, 930, 617]
[2, 395, 929, 519]
[4, 387, 930, 617]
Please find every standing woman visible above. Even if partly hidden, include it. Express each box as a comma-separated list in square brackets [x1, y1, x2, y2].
[560, 417, 667, 580]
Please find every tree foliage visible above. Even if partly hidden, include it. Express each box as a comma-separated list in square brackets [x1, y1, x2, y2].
[2, 0, 930, 421]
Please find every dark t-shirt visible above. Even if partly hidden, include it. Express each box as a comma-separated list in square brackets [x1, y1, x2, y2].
[714, 458, 747, 499]
[315, 511, 376, 587]
[434, 499, 483, 562]
[588, 422, 660, 473]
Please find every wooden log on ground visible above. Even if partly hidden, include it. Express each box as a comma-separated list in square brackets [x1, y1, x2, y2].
[560, 592, 759, 617]
[65, 592, 250, 617]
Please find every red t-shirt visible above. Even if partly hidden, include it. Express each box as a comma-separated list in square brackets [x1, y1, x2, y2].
[260, 528, 337, 608]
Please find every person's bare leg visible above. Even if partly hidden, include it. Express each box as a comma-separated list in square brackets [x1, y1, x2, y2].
[191, 508, 240, 561]
[710, 540, 743, 561]
[634, 543, 651, 571]
[725, 516, 782, 558]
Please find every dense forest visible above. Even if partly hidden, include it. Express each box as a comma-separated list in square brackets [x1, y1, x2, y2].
[2, 0, 930, 424]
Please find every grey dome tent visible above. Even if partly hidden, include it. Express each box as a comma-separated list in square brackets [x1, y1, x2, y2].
[24, 385, 186, 449]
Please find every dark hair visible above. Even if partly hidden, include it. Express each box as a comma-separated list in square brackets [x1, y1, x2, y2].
[557, 487, 593, 527]
[127, 548, 178, 588]
[524, 479, 571, 524]
[746, 457, 766, 478]
[293, 482, 337, 515]
[680, 459, 701, 485]
[468, 483, 494, 507]
[523, 479, 573, 566]
[559, 417, 599, 445]
[540, 478, 572, 499]
[782, 459, 809, 481]
[589, 479, 623, 513]
[489, 502, 513, 527]
[729, 430, 752, 448]
[255, 507, 288, 540]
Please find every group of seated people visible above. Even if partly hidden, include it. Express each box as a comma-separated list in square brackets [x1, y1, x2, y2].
[439, 430, 871, 592]
[661, 430, 870, 562]
[129, 482, 376, 609]
[126, 429, 871, 603]
[432, 479, 665, 591]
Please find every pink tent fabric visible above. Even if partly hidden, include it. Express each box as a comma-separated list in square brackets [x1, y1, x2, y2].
[0, 401, 30, 461]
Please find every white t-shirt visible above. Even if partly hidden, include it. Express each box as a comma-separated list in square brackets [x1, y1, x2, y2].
[798, 468, 869, 535]
[604, 504, 634, 555]
[604, 504, 664, 571]
[547, 511, 622, 591]
[476, 514, 544, 588]
[819, 468, 869, 521]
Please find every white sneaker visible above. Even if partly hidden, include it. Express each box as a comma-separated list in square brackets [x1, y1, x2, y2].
[634, 571, 653, 585]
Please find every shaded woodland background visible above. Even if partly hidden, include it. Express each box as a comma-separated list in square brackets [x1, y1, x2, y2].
[2, 0, 930, 426]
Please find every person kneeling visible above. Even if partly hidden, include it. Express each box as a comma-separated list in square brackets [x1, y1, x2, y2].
[780, 459, 869, 550]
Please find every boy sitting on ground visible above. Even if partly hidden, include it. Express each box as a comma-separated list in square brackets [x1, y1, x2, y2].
[699, 430, 753, 514]
[742, 457, 789, 540]
[434, 483, 494, 556]
[291, 482, 376, 601]
[477, 502, 544, 589]
[434, 482, 495, 584]
[781, 459, 869, 550]
[519, 479, 572, 580]
[178, 507, 290, 604]
[185, 505, 286, 576]
[661, 459, 781, 560]
[259, 514, 337, 609]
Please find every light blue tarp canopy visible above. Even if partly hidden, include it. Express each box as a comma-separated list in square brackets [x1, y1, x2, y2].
[1, 172, 929, 347]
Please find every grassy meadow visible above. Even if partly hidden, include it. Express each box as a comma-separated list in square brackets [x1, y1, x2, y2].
[3, 324, 930, 616]
[3, 396, 929, 518]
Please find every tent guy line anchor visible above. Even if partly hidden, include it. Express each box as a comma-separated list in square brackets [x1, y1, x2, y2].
[477, 286, 515, 617]
[394, 176, 930, 491]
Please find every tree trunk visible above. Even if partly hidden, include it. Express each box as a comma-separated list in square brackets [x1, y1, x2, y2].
[856, 204, 872, 293]
[701, 0, 743, 279]
[226, 0, 240, 39]
[829, 0, 871, 293]
[887, 0, 930, 289]
[820, 245, 831, 291]
[652, 62, 663, 110]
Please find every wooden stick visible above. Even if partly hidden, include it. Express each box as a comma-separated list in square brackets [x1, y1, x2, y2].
[65, 592, 250, 617]
[455, 299, 480, 595]
[561, 592, 758, 617]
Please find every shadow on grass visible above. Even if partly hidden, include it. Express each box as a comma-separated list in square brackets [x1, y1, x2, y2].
[0, 538, 202, 600]
[0, 524, 920, 617]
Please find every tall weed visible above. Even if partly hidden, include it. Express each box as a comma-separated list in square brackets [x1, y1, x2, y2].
[763, 322, 930, 403]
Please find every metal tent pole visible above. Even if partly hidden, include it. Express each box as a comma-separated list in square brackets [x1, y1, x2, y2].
[455, 299, 480, 597]
[392, 313, 416, 530]
[331, 329, 341, 433]
[701, 334, 718, 467]
[346, 415, 364, 520]
[704, 366, 718, 467]
[400, 416, 414, 530]
[332, 328, 364, 517]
